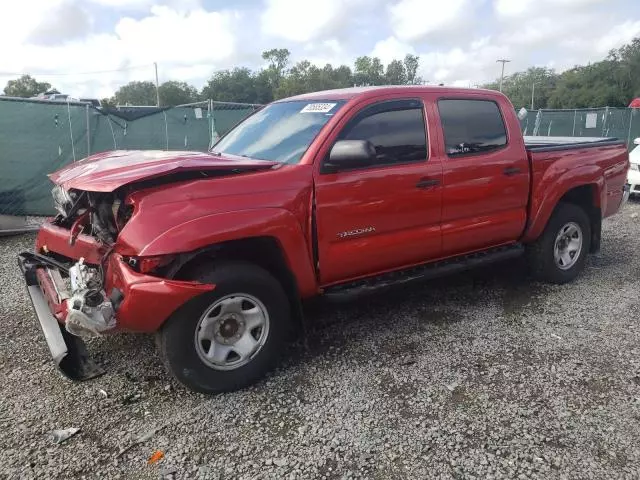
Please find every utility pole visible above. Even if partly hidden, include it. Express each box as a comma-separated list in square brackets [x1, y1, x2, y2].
[531, 82, 535, 110]
[154, 62, 160, 107]
[496, 59, 511, 92]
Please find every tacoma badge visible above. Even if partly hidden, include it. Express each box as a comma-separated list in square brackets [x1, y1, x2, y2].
[337, 227, 376, 239]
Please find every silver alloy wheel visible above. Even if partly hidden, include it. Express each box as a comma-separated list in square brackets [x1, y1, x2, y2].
[194, 294, 270, 371]
[553, 221, 583, 270]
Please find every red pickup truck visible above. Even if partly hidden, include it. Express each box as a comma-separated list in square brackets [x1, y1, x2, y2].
[19, 86, 630, 393]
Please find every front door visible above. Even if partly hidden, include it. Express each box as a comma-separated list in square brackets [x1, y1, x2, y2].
[314, 98, 443, 286]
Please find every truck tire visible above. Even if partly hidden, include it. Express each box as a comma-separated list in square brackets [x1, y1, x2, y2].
[157, 261, 290, 394]
[527, 202, 591, 284]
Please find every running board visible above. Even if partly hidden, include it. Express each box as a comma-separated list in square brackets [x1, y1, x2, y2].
[323, 244, 524, 301]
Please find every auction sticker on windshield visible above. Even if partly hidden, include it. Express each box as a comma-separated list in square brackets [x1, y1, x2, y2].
[300, 103, 337, 113]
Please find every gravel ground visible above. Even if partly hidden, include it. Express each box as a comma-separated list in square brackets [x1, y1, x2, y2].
[2, 202, 640, 480]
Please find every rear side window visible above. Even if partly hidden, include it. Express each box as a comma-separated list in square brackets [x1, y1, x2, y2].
[339, 100, 427, 167]
[438, 99, 507, 156]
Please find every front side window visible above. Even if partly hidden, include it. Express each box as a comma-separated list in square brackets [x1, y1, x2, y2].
[212, 100, 345, 164]
[338, 100, 428, 167]
[438, 99, 507, 156]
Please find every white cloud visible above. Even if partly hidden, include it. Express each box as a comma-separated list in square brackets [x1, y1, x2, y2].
[494, 0, 607, 18]
[415, 41, 509, 85]
[27, 2, 93, 45]
[88, 0, 152, 7]
[1, 0, 638, 99]
[389, 0, 472, 42]
[261, 0, 345, 42]
[371, 37, 415, 65]
[0, 4, 239, 98]
[87, 0, 202, 10]
[115, 6, 236, 65]
[596, 20, 640, 54]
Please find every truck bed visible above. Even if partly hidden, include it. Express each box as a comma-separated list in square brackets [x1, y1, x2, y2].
[524, 136, 625, 152]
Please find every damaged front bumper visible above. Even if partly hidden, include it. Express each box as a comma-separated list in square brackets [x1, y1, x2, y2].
[18, 253, 105, 381]
[18, 228, 215, 381]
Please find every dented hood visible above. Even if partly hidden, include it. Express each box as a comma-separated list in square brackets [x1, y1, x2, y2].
[49, 150, 278, 192]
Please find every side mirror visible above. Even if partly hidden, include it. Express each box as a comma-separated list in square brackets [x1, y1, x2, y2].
[634, 138, 640, 146]
[323, 140, 376, 173]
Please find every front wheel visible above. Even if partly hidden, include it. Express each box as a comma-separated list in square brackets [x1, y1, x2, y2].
[157, 261, 290, 394]
[527, 203, 591, 284]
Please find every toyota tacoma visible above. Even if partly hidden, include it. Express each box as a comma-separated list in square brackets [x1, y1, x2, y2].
[18, 86, 630, 393]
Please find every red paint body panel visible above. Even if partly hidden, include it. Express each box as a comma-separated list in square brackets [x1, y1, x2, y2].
[31, 86, 630, 334]
[522, 143, 629, 242]
[313, 92, 443, 284]
[36, 223, 106, 265]
[49, 150, 277, 192]
[432, 94, 531, 256]
[33, 219, 215, 333]
[104, 254, 215, 332]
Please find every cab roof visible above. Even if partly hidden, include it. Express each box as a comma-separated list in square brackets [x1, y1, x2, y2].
[277, 85, 501, 102]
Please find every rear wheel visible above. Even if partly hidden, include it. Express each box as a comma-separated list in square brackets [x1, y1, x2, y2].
[527, 203, 591, 284]
[157, 261, 290, 394]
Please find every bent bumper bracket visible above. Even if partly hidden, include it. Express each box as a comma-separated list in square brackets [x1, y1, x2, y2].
[18, 253, 104, 381]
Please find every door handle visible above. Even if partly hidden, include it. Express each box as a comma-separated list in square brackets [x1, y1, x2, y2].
[503, 166, 521, 176]
[416, 178, 440, 189]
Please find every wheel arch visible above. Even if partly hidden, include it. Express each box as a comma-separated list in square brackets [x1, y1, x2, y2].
[525, 178, 602, 253]
[557, 184, 601, 253]
[170, 236, 305, 336]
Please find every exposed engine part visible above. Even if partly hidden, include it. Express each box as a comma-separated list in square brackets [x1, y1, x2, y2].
[52, 187, 126, 245]
[66, 258, 116, 338]
[51, 185, 75, 217]
[69, 258, 101, 291]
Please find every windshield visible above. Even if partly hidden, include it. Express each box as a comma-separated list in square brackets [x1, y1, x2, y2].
[212, 100, 345, 164]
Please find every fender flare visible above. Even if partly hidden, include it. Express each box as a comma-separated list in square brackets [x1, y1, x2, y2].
[523, 165, 603, 242]
[138, 208, 318, 297]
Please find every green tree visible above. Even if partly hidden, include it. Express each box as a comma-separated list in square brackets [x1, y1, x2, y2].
[202, 68, 265, 104]
[261, 48, 291, 91]
[485, 67, 558, 109]
[546, 59, 631, 109]
[3, 74, 52, 97]
[158, 81, 199, 106]
[617, 37, 640, 98]
[354, 56, 384, 86]
[385, 59, 407, 85]
[275, 61, 354, 99]
[403, 54, 421, 85]
[113, 81, 157, 106]
[100, 97, 116, 108]
[484, 36, 640, 109]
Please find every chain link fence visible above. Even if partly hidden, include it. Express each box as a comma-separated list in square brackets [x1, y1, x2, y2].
[0, 97, 260, 219]
[3, 100, 640, 226]
[520, 107, 640, 149]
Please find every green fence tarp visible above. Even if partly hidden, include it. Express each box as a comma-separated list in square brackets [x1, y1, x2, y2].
[3, 99, 640, 217]
[0, 97, 258, 216]
[519, 107, 640, 150]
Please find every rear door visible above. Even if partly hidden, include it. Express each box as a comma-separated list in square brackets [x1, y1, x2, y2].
[314, 98, 442, 285]
[436, 98, 530, 256]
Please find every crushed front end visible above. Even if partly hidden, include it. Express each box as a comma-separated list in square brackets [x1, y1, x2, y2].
[18, 185, 214, 381]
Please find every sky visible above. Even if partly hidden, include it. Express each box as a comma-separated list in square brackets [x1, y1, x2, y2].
[1, 0, 640, 99]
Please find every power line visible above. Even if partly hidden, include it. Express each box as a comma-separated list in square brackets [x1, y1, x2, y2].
[0, 64, 154, 77]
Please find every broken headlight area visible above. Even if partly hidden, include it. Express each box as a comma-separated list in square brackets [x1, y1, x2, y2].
[51, 188, 134, 245]
[123, 254, 176, 275]
[51, 185, 76, 217]
[65, 258, 116, 339]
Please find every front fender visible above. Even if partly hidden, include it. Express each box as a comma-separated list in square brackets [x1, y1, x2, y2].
[523, 164, 603, 242]
[137, 208, 318, 298]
